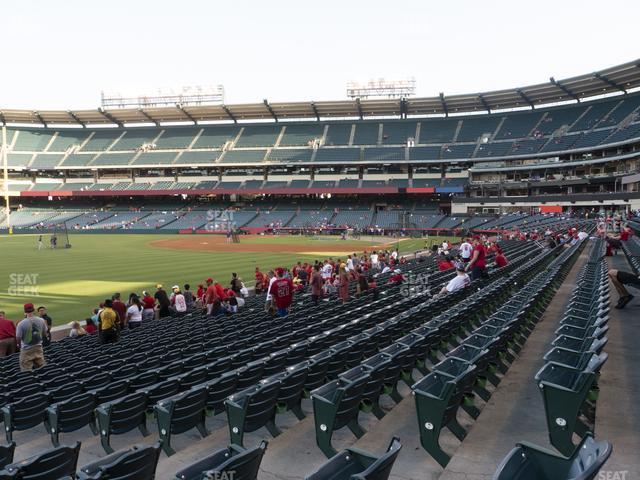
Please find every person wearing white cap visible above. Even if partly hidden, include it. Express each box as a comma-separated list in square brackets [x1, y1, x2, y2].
[171, 286, 187, 315]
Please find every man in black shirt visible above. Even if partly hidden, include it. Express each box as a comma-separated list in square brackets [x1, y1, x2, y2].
[37, 306, 53, 345]
[154, 284, 171, 318]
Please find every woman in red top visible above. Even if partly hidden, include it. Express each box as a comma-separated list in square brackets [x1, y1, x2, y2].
[466, 236, 487, 280]
[438, 256, 455, 271]
[494, 249, 508, 268]
[142, 291, 156, 321]
[84, 317, 97, 334]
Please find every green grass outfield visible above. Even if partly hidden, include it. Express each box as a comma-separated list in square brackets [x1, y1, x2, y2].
[0, 233, 456, 326]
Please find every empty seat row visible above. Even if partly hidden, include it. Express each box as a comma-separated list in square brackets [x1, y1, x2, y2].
[0, 437, 403, 480]
[535, 238, 610, 456]
[412, 238, 585, 466]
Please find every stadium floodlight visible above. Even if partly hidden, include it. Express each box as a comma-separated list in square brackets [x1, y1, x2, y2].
[1, 125, 10, 233]
[101, 85, 225, 109]
[346, 78, 416, 99]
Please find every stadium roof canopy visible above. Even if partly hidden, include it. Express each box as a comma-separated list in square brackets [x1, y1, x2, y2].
[2, 59, 640, 127]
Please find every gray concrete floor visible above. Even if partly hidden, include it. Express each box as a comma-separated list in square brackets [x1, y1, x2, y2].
[7, 249, 638, 479]
[594, 253, 640, 477]
[437, 250, 589, 480]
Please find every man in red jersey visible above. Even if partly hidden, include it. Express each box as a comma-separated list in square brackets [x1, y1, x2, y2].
[269, 268, 294, 317]
[466, 236, 487, 280]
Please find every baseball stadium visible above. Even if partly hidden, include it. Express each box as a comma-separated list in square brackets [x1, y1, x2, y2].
[0, 2, 639, 479]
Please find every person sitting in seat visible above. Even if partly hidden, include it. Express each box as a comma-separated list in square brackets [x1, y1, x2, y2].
[608, 268, 640, 309]
[605, 225, 633, 255]
[439, 264, 470, 295]
[494, 248, 508, 268]
[437, 256, 455, 272]
[69, 321, 87, 338]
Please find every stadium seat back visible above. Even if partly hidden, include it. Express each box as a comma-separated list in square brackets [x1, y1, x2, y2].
[204, 370, 237, 409]
[78, 442, 162, 480]
[0, 443, 15, 469]
[2, 441, 80, 480]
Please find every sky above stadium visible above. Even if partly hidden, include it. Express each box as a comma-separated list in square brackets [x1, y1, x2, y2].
[2, 0, 639, 110]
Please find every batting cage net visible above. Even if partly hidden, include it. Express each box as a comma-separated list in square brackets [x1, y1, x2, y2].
[47, 222, 72, 249]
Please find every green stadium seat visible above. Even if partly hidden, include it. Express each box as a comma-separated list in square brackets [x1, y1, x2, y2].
[493, 433, 612, 480]
[355, 353, 394, 419]
[96, 392, 150, 453]
[155, 127, 200, 149]
[173, 441, 267, 480]
[192, 126, 240, 149]
[412, 365, 477, 467]
[205, 371, 238, 416]
[140, 379, 181, 410]
[154, 387, 209, 456]
[235, 359, 266, 391]
[13, 129, 55, 151]
[352, 122, 380, 145]
[0, 443, 15, 469]
[304, 436, 402, 480]
[158, 362, 184, 380]
[81, 130, 121, 151]
[2, 392, 51, 443]
[0, 442, 81, 480]
[133, 151, 179, 165]
[372, 344, 410, 403]
[225, 378, 281, 447]
[77, 442, 162, 480]
[262, 350, 288, 377]
[280, 123, 324, 146]
[175, 366, 208, 391]
[325, 341, 352, 380]
[542, 350, 607, 373]
[48, 129, 90, 151]
[311, 373, 369, 458]
[111, 364, 139, 381]
[235, 125, 280, 147]
[302, 351, 332, 397]
[271, 362, 308, 421]
[323, 123, 352, 145]
[534, 363, 599, 456]
[221, 149, 267, 163]
[204, 357, 232, 381]
[80, 372, 112, 391]
[49, 381, 83, 403]
[45, 392, 98, 447]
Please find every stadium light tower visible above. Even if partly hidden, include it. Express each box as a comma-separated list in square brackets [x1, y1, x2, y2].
[101, 85, 225, 109]
[1, 125, 10, 234]
[346, 78, 416, 99]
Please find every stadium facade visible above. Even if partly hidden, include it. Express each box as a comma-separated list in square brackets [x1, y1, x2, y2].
[1, 59, 640, 232]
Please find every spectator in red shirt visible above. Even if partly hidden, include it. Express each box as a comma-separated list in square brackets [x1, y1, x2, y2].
[111, 293, 127, 326]
[141, 291, 156, 321]
[204, 278, 219, 316]
[494, 249, 508, 268]
[389, 269, 404, 284]
[606, 225, 633, 251]
[466, 236, 487, 280]
[438, 256, 455, 271]
[0, 311, 17, 357]
[620, 226, 633, 242]
[269, 268, 294, 317]
[254, 268, 265, 294]
[84, 317, 97, 335]
[214, 281, 227, 301]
